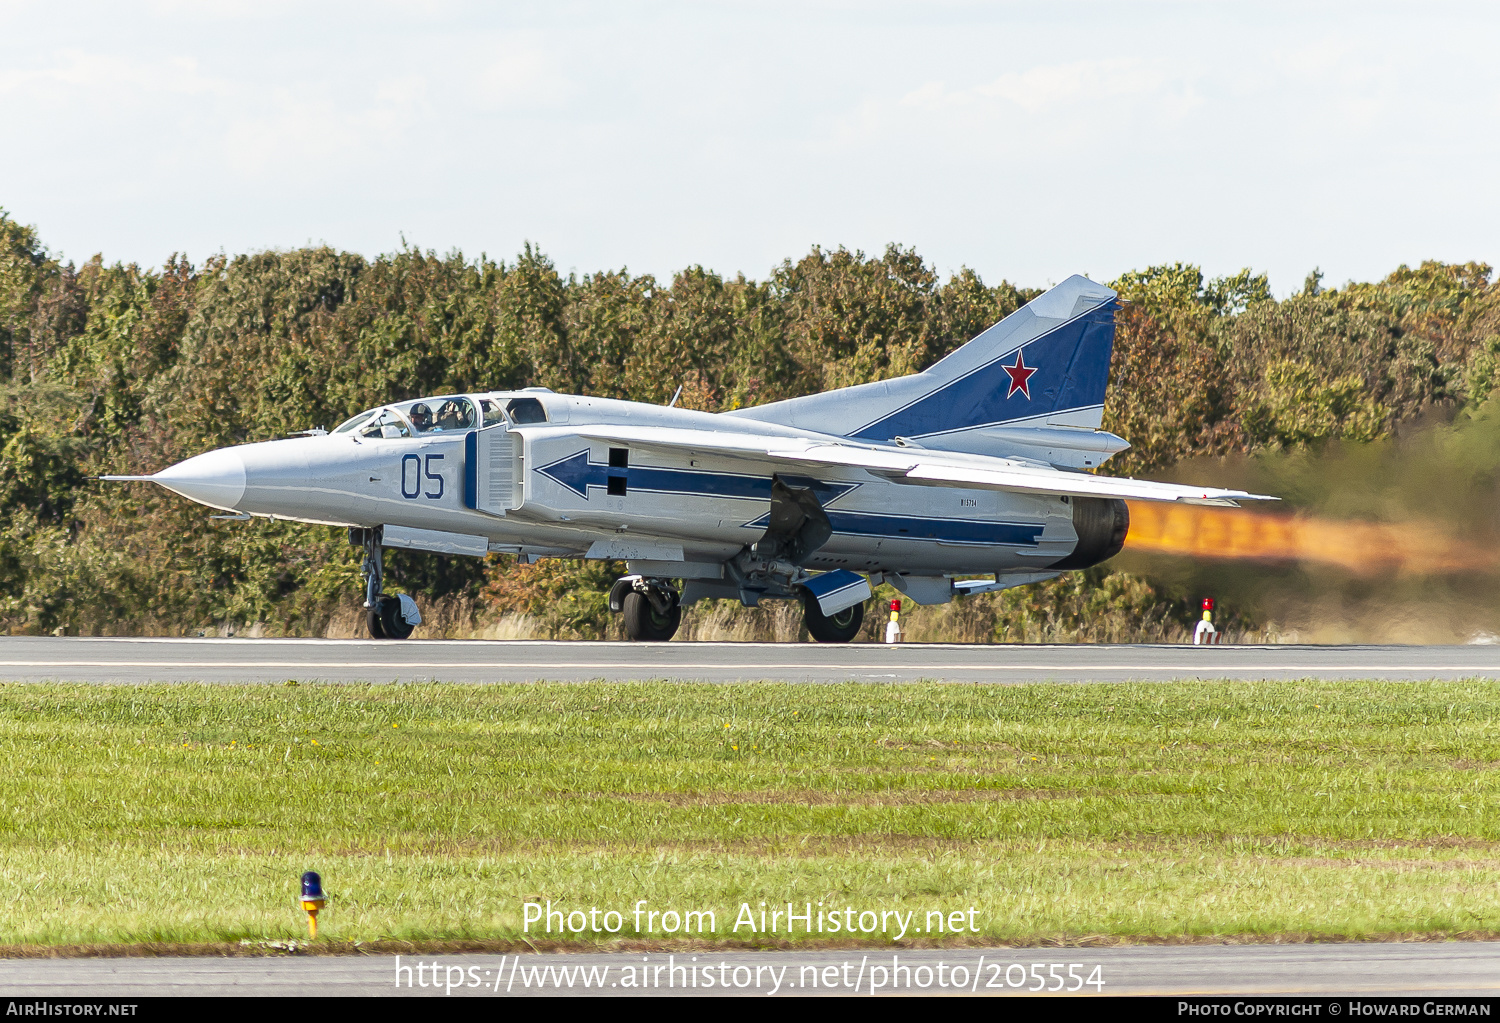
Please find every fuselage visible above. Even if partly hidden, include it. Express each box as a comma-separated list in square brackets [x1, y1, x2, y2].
[155, 389, 1087, 579]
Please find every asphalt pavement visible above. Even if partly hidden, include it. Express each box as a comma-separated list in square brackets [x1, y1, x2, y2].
[1, 944, 1497, 997]
[2, 636, 1500, 683]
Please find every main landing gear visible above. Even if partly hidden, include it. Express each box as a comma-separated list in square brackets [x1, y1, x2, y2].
[352, 527, 422, 640]
[607, 573, 867, 643]
[802, 593, 863, 643]
[610, 576, 682, 642]
[605, 477, 869, 644]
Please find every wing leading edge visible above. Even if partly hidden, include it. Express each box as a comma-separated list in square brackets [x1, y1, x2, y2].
[549, 425, 1276, 507]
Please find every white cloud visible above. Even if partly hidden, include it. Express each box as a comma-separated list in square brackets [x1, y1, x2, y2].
[829, 56, 1203, 160]
[216, 77, 431, 181]
[959, 59, 1167, 111]
[0, 48, 228, 100]
[895, 57, 1204, 124]
[1275, 38, 1354, 79]
[473, 41, 569, 109]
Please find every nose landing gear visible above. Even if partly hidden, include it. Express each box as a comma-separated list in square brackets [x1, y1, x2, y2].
[352, 527, 421, 640]
[371, 594, 418, 640]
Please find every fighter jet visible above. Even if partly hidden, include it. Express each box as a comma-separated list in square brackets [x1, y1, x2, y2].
[106, 275, 1272, 641]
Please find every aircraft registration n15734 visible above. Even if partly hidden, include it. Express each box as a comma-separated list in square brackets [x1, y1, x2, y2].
[106, 275, 1273, 642]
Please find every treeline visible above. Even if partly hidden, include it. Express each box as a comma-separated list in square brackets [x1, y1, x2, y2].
[1104, 262, 1498, 475]
[2, 206, 1495, 639]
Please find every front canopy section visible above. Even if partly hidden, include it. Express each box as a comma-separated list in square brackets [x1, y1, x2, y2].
[333, 395, 487, 438]
[331, 392, 556, 440]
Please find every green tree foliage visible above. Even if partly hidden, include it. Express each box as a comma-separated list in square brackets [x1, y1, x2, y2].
[2, 206, 1496, 638]
[1102, 261, 1486, 474]
[1241, 361, 1385, 449]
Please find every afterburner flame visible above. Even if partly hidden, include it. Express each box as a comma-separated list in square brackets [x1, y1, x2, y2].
[1123, 501, 1499, 576]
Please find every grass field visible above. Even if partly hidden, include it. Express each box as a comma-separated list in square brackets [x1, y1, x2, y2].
[1, 678, 1498, 949]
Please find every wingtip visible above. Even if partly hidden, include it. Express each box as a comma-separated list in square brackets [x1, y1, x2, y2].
[1173, 490, 1279, 507]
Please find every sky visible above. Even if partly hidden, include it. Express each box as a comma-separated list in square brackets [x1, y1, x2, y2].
[1, 1, 1497, 295]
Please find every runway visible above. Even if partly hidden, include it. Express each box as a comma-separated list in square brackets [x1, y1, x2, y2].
[2, 944, 1497, 997]
[2, 636, 1500, 683]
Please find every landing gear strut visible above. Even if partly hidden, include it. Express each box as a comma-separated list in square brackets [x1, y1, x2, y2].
[353, 527, 418, 640]
[610, 575, 681, 642]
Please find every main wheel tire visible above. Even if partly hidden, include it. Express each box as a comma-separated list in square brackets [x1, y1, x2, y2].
[804, 595, 864, 643]
[378, 595, 415, 639]
[622, 590, 681, 641]
[366, 606, 386, 639]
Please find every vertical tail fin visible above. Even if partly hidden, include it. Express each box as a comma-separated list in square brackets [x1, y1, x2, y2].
[725, 275, 1121, 463]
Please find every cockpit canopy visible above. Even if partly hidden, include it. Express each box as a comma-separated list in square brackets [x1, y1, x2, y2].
[331, 393, 549, 439]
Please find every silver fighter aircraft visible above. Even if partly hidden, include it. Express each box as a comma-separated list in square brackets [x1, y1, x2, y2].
[107, 275, 1272, 641]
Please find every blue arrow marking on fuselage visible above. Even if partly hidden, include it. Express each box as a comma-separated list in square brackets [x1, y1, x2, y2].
[535, 450, 860, 504]
[536, 450, 600, 498]
[537, 451, 1042, 548]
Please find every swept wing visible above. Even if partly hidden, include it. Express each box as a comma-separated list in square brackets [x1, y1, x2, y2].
[547, 425, 1275, 507]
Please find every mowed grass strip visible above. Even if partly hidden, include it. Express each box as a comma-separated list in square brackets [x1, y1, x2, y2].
[0, 679, 1497, 947]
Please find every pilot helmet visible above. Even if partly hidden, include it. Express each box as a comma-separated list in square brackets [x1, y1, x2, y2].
[409, 403, 433, 428]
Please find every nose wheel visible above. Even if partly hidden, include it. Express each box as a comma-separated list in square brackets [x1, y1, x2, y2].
[369, 595, 415, 640]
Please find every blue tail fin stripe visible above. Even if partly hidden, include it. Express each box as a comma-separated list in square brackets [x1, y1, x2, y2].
[850, 299, 1116, 441]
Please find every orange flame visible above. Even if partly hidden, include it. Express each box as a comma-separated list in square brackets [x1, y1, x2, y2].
[1123, 501, 1499, 576]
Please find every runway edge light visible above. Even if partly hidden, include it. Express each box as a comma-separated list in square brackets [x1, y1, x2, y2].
[1193, 598, 1219, 645]
[885, 599, 902, 644]
[300, 870, 326, 940]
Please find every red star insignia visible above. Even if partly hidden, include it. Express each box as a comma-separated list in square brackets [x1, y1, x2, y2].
[1003, 348, 1036, 399]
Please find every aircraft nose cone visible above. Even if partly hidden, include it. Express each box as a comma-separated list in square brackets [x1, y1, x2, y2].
[153, 447, 247, 511]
